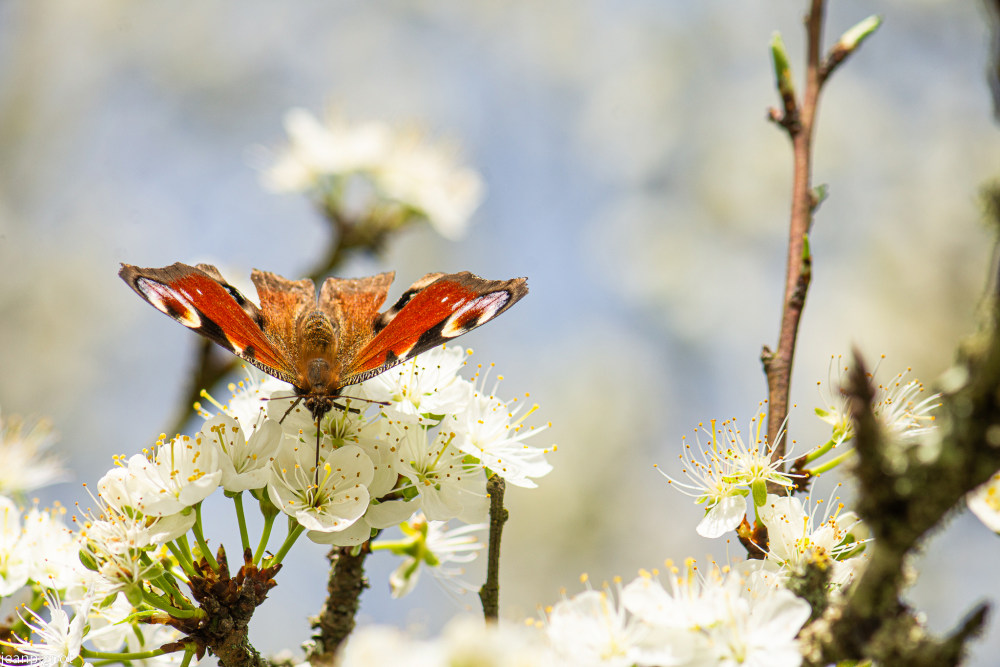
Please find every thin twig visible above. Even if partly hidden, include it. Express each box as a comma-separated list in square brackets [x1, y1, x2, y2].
[478, 473, 508, 620]
[762, 0, 825, 461]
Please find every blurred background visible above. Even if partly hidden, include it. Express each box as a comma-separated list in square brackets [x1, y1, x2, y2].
[2, 0, 999, 663]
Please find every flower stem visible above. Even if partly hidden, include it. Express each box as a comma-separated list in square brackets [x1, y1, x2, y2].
[167, 540, 197, 579]
[265, 523, 305, 567]
[807, 447, 857, 475]
[233, 492, 251, 553]
[254, 509, 277, 565]
[142, 588, 203, 619]
[803, 437, 842, 464]
[139, 552, 192, 608]
[81, 647, 172, 662]
[192, 502, 219, 570]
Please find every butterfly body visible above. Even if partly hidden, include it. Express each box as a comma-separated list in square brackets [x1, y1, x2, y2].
[120, 262, 528, 422]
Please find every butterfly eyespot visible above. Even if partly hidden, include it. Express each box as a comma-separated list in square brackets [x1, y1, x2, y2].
[135, 278, 202, 328]
[441, 291, 510, 338]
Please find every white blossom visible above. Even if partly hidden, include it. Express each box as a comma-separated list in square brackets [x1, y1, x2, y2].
[385, 419, 488, 523]
[262, 108, 483, 240]
[968, 471, 1000, 533]
[382, 513, 486, 598]
[545, 583, 650, 667]
[267, 443, 374, 535]
[757, 494, 865, 588]
[0, 496, 29, 596]
[0, 411, 68, 496]
[447, 372, 553, 488]
[662, 412, 793, 538]
[1, 588, 92, 666]
[98, 433, 222, 517]
[359, 344, 473, 417]
[815, 355, 940, 446]
[198, 412, 281, 493]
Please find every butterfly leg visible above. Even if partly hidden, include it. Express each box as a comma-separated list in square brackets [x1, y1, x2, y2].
[278, 397, 304, 424]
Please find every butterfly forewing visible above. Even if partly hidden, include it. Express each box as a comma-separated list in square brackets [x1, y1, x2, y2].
[343, 272, 528, 383]
[119, 262, 298, 384]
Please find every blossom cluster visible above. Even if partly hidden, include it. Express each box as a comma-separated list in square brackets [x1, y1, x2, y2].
[0, 345, 551, 664]
[337, 563, 811, 667]
[263, 108, 485, 240]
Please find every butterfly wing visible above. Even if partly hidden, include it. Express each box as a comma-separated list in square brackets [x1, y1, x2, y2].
[318, 272, 395, 360]
[341, 271, 528, 384]
[119, 262, 299, 384]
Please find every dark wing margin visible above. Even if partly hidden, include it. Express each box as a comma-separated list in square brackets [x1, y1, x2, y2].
[342, 271, 528, 384]
[119, 262, 298, 384]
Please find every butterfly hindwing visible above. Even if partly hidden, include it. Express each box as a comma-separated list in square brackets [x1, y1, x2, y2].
[319, 272, 395, 359]
[119, 262, 298, 384]
[343, 271, 528, 384]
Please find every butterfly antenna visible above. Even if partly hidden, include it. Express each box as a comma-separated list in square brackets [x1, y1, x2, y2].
[334, 395, 391, 414]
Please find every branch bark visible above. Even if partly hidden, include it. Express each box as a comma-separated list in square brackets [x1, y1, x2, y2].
[763, 0, 825, 460]
[478, 473, 508, 620]
[308, 545, 370, 665]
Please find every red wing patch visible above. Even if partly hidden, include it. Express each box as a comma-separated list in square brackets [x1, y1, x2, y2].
[344, 272, 528, 382]
[120, 263, 296, 383]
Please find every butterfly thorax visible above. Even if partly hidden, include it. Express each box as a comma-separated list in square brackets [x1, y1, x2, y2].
[295, 309, 343, 404]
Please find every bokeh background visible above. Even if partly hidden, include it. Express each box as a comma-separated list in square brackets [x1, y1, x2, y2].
[2, 0, 999, 663]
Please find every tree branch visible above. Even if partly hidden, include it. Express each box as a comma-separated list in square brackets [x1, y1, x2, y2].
[478, 473, 508, 620]
[308, 545, 370, 665]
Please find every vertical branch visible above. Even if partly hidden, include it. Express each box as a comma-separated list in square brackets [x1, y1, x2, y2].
[763, 5, 879, 460]
[763, 0, 826, 459]
[308, 545, 370, 663]
[478, 473, 508, 620]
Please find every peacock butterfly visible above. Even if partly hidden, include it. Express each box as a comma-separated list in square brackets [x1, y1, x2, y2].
[119, 262, 528, 433]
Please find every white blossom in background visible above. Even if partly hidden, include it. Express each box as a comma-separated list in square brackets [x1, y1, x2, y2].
[376, 127, 486, 240]
[0, 410, 68, 496]
[660, 412, 794, 538]
[620, 565, 812, 667]
[543, 564, 812, 667]
[18, 503, 81, 592]
[338, 616, 561, 667]
[381, 513, 486, 598]
[544, 580, 651, 667]
[815, 355, 941, 447]
[0, 495, 29, 596]
[1, 588, 92, 665]
[968, 471, 1000, 533]
[262, 108, 484, 240]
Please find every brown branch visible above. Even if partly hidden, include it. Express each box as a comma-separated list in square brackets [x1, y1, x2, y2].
[763, 0, 824, 461]
[803, 199, 1000, 660]
[308, 545, 371, 665]
[799, 325, 1000, 664]
[764, 9, 881, 459]
[164, 547, 281, 667]
[478, 473, 508, 620]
